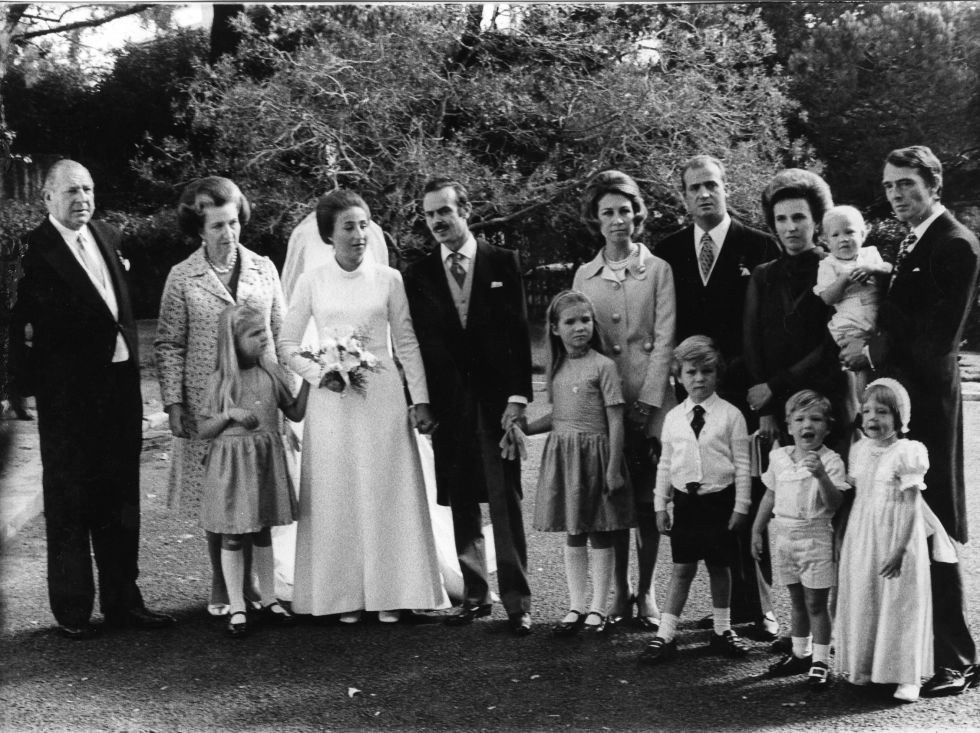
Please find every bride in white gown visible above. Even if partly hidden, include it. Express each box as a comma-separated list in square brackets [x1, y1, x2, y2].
[278, 194, 455, 617]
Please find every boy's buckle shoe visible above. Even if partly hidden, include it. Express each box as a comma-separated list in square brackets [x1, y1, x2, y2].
[766, 653, 812, 677]
[639, 636, 677, 664]
[708, 629, 749, 657]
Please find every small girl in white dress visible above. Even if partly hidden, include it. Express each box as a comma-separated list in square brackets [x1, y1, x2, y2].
[836, 377, 955, 702]
[198, 304, 309, 637]
[528, 290, 633, 636]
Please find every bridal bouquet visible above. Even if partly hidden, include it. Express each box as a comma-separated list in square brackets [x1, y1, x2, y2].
[294, 326, 382, 397]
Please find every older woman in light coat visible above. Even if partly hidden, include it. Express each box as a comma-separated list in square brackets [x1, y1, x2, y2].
[155, 176, 286, 615]
[572, 170, 676, 630]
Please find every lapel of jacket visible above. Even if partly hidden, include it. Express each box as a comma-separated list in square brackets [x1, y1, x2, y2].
[234, 247, 266, 309]
[89, 220, 133, 327]
[710, 219, 747, 286]
[188, 247, 236, 306]
[36, 219, 114, 319]
[466, 240, 494, 330]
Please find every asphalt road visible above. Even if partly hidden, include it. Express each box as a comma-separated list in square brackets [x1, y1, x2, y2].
[1, 394, 979, 732]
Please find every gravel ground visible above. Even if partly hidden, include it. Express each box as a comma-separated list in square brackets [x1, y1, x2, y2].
[2, 340, 980, 731]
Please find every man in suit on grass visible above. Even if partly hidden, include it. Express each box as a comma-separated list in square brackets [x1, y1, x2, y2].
[655, 155, 781, 639]
[842, 145, 979, 696]
[8, 160, 175, 639]
[404, 177, 534, 636]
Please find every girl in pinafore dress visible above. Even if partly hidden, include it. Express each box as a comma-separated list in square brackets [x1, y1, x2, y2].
[197, 304, 309, 637]
[836, 377, 957, 702]
[528, 290, 634, 636]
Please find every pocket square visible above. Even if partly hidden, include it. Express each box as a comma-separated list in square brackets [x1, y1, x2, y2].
[911, 267, 921, 273]
[491, 281, 504, 288]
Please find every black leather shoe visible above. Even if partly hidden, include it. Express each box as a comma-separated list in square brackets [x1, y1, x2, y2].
[767, 653, 812, 678]
[708, 629, 749, 657]
[639, 636, 677, 664]
[105, 607, 176, 630]
[553, 610, 585, 637]
[965, 664, 980, 689]
[444, 603, 492, 626]
[226, 610, 249, 638]
[806, 661, 831, 690]
[260, 601, 296, 626]
[921, 667, 968, 697]
[508, 612, 532, 636]
[57, 623, 100, 640]
[582, 611, 607, 634]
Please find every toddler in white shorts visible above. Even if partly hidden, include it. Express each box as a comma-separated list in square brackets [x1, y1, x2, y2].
[751, 390, 849, 689]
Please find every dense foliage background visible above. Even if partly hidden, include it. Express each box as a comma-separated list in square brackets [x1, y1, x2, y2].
[1, 2, 979, 311]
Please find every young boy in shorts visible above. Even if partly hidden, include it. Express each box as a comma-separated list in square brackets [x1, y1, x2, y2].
[751, 390, 849, 688]
[639, 336, 751, 664]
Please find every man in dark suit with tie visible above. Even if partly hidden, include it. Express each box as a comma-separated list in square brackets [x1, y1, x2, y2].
[655, 155, 781, 638]
[404, 178, 534, 636]
[841, 145, 978, 696]
[8, 160, 175, 639]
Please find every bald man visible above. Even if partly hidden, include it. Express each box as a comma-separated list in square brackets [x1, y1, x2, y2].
[8, 160, 174, 639]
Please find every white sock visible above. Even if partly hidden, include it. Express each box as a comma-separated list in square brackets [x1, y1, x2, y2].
[220, 548, 246, 614]
[712, 607, 731, 635]
[252, 543, 277, 606]
[792, 635, 813, 658]
[659, 613, 680, 643]
[812, 643, 831, 665]
[564, 543, 588, 613]
[588, 547, 614, 616]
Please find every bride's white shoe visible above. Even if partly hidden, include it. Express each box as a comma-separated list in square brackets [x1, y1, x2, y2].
[378, 610, 400, 624]
[893, 683, 920, 702]
[339, 611, 363, 624]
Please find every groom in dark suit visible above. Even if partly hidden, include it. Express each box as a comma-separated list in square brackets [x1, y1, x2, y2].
[8, 160, 174, 639]
[841, 145, 979, 695]
[404, 178, 534, 636]
[655, 155, 780, 638]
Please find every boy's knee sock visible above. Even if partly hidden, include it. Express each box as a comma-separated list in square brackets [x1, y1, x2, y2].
[712, 607, 732, 635]
[588, 547, 614, 615]
[812, 643, 830, 665]
[792, 635, 814, 658]
[252, 543, 277, 606]
[659, 613, 679, 643]
[220, 548, 246, 613]
[564, 544, 588, 613]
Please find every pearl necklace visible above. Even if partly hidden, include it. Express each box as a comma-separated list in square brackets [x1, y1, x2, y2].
[205, 244, 238, 274]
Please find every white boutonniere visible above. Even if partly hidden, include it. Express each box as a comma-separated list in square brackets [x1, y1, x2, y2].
[116, 250, 131, 272]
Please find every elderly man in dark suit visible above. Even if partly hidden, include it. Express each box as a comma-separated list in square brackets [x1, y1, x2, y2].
[404, 177, 534, 636]
[8, 160, 174, 639]
[841, 145, 979, 696]
[655, 155, 781, 639]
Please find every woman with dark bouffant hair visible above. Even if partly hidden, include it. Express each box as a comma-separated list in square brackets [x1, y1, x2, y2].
[744, 168, 846, 444]
[572, 170, 676, 631]
[155, 176, 287, 617]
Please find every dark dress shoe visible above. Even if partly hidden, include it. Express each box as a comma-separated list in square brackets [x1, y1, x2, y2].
[57, 623, 100, 640]
[921, 667, 968, 697]
[444, 603, 493, 626]
[806, 661, 831, 690]
[105, 607, 176, 630]
[260, 601, 295, 626]
[708, 629, 749, 658]
[638, 636, 677, 664]
[963, 664, 980, 689]
[508, 612, 532, 636]
[766, 653, 812, 677]
[582, 611, 607, 635]
[226, 610, 249, 638]
[553, 610, 585, 637]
